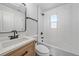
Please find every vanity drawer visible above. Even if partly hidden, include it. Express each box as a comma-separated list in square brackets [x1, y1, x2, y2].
[5, 41, 35, 56]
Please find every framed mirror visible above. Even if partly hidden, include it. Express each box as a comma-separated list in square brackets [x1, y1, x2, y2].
[0, 3, 26, 32]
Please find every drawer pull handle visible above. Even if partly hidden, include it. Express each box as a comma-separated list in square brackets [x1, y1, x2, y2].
[22, 51, 28, 56]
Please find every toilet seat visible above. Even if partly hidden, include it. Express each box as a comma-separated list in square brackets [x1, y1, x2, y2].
[36, 44, 49, 54]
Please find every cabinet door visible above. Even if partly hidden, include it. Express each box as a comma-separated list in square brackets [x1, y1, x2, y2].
[5, 41, 35, 56]
[26, 3, 37, 20]
[24, 41, 35, 56]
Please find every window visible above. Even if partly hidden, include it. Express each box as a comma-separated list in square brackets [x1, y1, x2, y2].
[50, 15, 58, 28]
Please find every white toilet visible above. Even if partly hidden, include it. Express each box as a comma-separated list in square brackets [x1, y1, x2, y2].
[36, 44, 49, 56]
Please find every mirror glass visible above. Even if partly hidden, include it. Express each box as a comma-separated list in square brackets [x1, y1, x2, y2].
[0, 3, 26, 32]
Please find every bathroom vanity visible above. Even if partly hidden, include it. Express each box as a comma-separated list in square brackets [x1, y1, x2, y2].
[0, 36, 36, 56]
[5, 41, 35, 56]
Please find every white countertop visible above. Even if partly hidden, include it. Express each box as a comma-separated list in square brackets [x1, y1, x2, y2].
[0, 37, 36, 56]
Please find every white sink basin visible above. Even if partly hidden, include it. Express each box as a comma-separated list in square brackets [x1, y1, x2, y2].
[1, 37, 32, 48]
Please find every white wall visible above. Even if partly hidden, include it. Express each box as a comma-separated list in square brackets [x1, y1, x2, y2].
[26, 3, 38, 36]
[37, 6, 44, 42]
[43, 4, 79, 55]
[26, 3, 38, 20]
[26, 19, 37, 36]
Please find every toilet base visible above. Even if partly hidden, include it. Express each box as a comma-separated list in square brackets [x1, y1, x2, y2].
[36, 51, 49, 56]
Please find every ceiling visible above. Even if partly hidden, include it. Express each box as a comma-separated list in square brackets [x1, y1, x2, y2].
[36, 3, 65, 12]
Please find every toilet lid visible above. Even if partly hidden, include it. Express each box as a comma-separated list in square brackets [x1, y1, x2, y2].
[36, 45, 49, 54]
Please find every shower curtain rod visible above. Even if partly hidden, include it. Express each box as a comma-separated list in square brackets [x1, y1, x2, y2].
[26, 17, 38, 22]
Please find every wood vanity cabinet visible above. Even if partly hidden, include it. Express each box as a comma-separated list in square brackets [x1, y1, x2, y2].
[5, 41, 36, 56]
